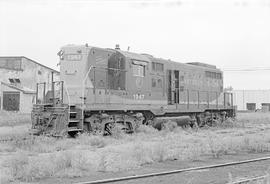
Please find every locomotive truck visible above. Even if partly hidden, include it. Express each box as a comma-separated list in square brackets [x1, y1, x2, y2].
[31, 44, 236, 137]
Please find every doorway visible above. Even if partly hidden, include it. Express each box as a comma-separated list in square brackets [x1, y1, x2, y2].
[3, 91, 20, 111]
[167, 70, 179, 105]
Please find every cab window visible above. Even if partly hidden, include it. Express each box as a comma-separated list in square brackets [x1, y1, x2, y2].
[132, 64, 145, 77]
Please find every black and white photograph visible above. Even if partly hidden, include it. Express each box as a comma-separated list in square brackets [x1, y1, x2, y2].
[0, 0, 270, 183]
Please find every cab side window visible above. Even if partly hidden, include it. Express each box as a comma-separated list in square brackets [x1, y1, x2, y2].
[132, 63, 145, 77]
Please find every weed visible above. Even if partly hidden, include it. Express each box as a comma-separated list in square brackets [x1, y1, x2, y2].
[3, 112, 270, 182]
[136, 124, 157, 134]
[77, 133, 107, 148]
[207, 135, 224, 158]
[7, 152, 29, 181]
[163, 121, 178, 132]
[0, 111, 30, 127]
[110, 124, 125, 139]
[151, 142, 167, 162]
[98, 152, 108, 172]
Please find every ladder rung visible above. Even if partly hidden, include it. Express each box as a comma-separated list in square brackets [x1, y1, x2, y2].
[69, 119, 80, 123]
[69, 111, 77, 114]
[68, 128, 83, 132]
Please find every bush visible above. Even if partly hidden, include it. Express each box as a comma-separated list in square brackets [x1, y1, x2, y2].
[8, 152, 29, 181]
[110, 124, 125, 139]
[77, 133, 107, 148]
[136, 124, 158, 134]
[0, 111, 30, 127]
[163, 121, 178, 132]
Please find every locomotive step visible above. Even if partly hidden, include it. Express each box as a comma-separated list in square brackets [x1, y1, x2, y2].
[69, 111, 77, 114]
[68, 119, 80, 123]
[67, 128, 83, 132]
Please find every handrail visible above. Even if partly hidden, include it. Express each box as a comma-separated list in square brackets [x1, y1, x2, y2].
[81, 66, 93, 123]
[63, 82, 71, 122]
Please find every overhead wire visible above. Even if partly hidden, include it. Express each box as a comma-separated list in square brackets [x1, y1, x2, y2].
[222, 67, 270, 72]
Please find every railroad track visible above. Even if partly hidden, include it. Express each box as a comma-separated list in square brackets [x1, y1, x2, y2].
[74, 156, 270, 184]
[230, 175, 269, 184]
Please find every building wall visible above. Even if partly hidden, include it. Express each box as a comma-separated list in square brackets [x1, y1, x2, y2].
[0, 57, 60, 112]
[0, 57, 59, 90]
[233, 90, 270, 111]
[20, 93, 35, 113]
[0, 84, 35, 113]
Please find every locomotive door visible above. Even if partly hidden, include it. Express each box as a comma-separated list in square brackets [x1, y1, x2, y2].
[167, 70, 179, 105]
[107, 52, 126, 104]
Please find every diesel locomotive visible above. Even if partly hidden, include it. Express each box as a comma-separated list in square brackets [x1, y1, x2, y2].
[31, 44, 236, 136]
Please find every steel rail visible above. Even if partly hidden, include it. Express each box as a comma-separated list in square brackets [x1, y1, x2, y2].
[74, 156, 270, 184]
[230, 175, 268, 184]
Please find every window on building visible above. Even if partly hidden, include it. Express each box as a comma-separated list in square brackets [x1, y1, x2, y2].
[9, 79, 15, 83]
[152, 62, 164, 72]
[38, 70, 42, 75]
[15, 79, 20, 83]
[8, 78, 21, 85]
[246, 103, 256, 111]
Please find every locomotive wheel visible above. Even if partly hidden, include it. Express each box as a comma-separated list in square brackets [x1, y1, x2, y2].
[104, 122, 114, 135]
[104, 122, 133, 135]
[68, 131, 78, 138]
[93, 129, 104, 136]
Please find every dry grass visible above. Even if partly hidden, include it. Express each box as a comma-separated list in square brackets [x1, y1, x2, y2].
[227, 170, 270, 184]
[1, 112, 270, 183]
[0, 111, 31, 127]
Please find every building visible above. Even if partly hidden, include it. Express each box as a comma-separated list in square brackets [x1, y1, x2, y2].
[233, 90, 270, 111]
[0, 56, 59, 113]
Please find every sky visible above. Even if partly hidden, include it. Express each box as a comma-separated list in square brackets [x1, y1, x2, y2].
[1, 0, 270, 90]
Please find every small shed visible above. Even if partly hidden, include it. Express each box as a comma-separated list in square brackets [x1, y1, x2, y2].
[0, 82, 36, 113]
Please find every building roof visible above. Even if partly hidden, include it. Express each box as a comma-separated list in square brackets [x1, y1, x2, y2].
[0, 81, 36, 94]
[0, 56, 59, 74]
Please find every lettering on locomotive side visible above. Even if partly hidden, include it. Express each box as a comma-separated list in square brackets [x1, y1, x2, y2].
[133, 94, 145, 100]
[65, 54, 82, 61]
